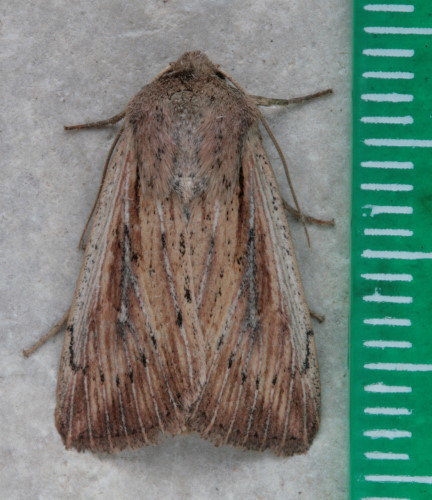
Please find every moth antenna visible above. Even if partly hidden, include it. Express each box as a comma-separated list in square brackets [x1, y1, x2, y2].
[259, 115, 311, 247]
[250, 89, 333, 107]
[78, 126, 124, 249]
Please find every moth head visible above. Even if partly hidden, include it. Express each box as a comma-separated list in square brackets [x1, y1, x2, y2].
[166, 51, 223, 79]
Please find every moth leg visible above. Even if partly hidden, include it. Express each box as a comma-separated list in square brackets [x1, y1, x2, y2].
[251, 89, 332, 107]
[310, 309, 325, 323]
[283, 199, 334, 227]
[64, 110, 126, 130]
[283, 200, 329, 323]
[23, 309, 70, 358]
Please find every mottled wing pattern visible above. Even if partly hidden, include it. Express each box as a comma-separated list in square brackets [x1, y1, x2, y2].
[188, 129, 320, 456]
[55, 128, 205, 452]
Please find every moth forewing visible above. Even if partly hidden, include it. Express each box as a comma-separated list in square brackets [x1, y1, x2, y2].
[188, 128, 320, 455]
[51, 51, 324, 455]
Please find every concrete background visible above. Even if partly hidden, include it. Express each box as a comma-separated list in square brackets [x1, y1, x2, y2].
[1, 1, 350, 498]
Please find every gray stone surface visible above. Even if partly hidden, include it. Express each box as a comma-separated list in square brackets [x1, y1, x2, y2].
[1, 1, 350, 498]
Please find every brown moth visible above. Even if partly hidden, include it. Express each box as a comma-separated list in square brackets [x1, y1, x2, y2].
[41, 51, 330, 455]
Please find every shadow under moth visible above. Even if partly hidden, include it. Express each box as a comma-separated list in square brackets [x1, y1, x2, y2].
[27, 51, 333, 456]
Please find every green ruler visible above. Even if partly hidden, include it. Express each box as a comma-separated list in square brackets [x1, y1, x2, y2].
[351, 2, 432, 499]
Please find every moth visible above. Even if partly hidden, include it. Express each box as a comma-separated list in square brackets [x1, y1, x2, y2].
[28, 51, 332, 456]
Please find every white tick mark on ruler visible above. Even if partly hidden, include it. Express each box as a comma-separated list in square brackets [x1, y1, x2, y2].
[362, 205, 413, 216]
[365, 475, 432, 484]
[365, 138, 432, 147]
[364, 383, 412, 393]
[364, 340, 412, 348]
[363, 318, 411, 326]
[365, 27, 432, 35]
[361, 93, 413, 102]
[361, 183, 413, 191]
[363, 290, 412, 303]
[361, 497, 411, 500]
[364, 407, 412, 415]
[364, 430, 412, 440]
[362, 71, 414, 79]
[361, 273, 413, 281]
[363, 250, 432, 259]
[364, 4, 414, 13]
[364, 228, 413, 237]
[361, 161, 414, 169]
[365, 451, 410, 460]
[361, 116, 413, 125]
[362, 48, 414, 57]
[365, 363, 432, 371]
